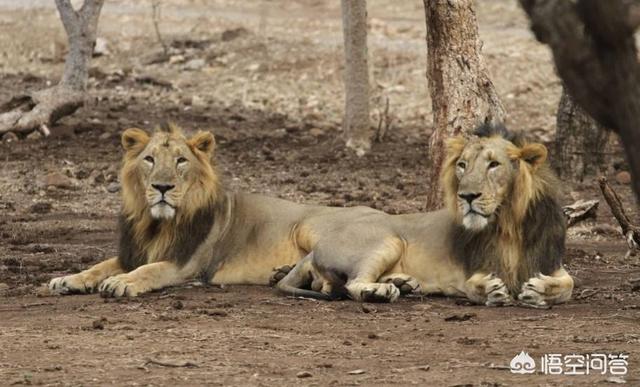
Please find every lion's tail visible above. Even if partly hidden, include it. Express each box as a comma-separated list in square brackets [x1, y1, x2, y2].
[275, 281, 333, 301]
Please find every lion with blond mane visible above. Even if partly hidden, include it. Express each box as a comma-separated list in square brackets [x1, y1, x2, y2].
[273, 124, 573, 307]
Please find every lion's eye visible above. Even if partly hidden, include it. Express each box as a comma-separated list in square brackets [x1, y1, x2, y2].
[457, 161, 466, 170]
[144, 155, 154, 164]
[176, 157, 188, 165]
[488, 160, 500, 169]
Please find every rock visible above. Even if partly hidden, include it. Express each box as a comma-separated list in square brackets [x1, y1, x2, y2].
[169, 54, 186, 64]
[93, 37, 110, 56]
[221, 27, 248, 42]
[309, 128, 325, 137]
[43, 172, 73, 189]
[89, 169, 105, 185]
[26, 131, 43, 141]
[191, 95, 207, 107]
[92, 318, 105, 330]
[171, 300, 184, 310]
[99, 132, 112, 140]
[246, 63, 266, 72]
[29, 202, 52, 214]
[347, 369, 366, 375]
[616, 171, 631, 185]
[296, 371, 312, 378]
[2, 132, 18, 143]
[183, 58, 205, 71]
[106, 182, 120, 193]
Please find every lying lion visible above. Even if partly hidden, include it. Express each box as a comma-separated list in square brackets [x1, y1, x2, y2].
[272, 124, 573, 307]
[49, 123, 572, 307]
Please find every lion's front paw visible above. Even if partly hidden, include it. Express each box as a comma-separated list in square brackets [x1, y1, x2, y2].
[349, 282, 400, 303]
[49, 274, 98, 295]
[383, 274, 421, 295]
[518, 274, 549, 308]
[484, 276, 514, 307]
[98, 275, 142, 298]
[269, 264, 295, 287]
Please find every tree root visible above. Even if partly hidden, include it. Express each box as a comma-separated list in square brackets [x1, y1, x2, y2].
[598, 176, 640, 258]
[0, 86, 84, 138]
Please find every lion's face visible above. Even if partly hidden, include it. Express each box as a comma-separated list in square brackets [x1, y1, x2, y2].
[443, 135, 548, 231]
[120, 126, 217, 221]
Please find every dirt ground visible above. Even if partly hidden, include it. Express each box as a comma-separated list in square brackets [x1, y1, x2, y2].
[1, 1, 639, 386]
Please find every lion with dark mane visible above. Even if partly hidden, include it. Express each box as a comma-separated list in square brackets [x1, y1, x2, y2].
[273, 124, 573, 307]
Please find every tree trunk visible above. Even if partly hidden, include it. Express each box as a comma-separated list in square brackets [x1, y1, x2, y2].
[553, 86, 612, 182]
[423, 0, 506, 210]
[520, 0, 640, 199]
[0, 0, 103, 139]
[341, 0, 371, 156]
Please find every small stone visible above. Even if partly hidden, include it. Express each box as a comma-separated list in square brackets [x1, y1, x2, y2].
[616, 171, 631, 185]
[29, 202, 52, 214]
[309, 128, 325, 137]
[367, 333, 378, 339]
[43, 172, 73, 189]
[181, 96, 192, 106]
[106, 182, 120, 193]
[26, 131, 43, 141]
[93, 37, 110, 56]
[171, 300, 184, 310]
[221, 27, 248, 42]
[2, 132, 18, 143]
[347, 369, 365, 375]
[184, 58, 205, 71]
[98, 132, 112, 140]
[169, 54, 185, 64]
[191, 95, 207, 107]
[92, 319, 105, 330]
[89, 170, 105, 184]
[296, 371, 312, 378]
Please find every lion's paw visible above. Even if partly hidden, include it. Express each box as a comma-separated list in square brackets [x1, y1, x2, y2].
[269, 264, 295, 287]
[518, 274, 549, 308]
[383, 274, 421, 295]
[484, 276, 514, 307]
[354, 283, 400, 303]
[99, 275, 142, 298]
[49, 274, 98, 295]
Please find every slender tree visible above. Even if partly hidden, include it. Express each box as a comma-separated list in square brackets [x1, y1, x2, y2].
[553, 86, 612, 182]
[423, 0, 506, 210]
[341, 0, 372, 156]
[0, 0, 104, 139]
[520, 0, 640, 198]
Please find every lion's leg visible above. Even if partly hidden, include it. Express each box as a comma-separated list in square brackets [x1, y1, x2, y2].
[465, 272, 514, 306]
[49, 257, 123, 295]
[274, 253, 334, 300]
[379, 273, 421, 295]
[343, 238, 404, 303]
[518, 267, 573, 307]
[269, 264, 296, 287]
[99, 261, 187, 298]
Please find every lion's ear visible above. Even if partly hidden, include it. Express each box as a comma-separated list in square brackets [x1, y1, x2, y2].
[519, 143, 547, 168]
[188, 131, 216, 156]
[121, 128, 150, 153]
[444, 136, 467, 159]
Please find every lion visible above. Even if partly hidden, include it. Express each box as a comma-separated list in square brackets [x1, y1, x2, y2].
[49, 123, 394, 298]
[272, 124, 573, 307]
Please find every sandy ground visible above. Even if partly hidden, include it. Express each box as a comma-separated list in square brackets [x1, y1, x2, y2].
[1, 1, 639, 385]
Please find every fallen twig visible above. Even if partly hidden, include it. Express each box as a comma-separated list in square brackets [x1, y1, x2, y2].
[144, 358, 199, 368]
[598, 176, 640, 258]
[563, 199, 599, 227]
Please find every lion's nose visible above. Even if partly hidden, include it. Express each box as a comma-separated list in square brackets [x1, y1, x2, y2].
[458, 192, 481, 204]
[152, 184, 175, 195]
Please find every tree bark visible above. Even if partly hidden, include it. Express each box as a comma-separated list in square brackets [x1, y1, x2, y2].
[423, 0, 506, 210]
[341, 0, 372, 156]
[520, 0, 640, 199]
[553, 86, 612, 182]
[0, 0, 103, 138]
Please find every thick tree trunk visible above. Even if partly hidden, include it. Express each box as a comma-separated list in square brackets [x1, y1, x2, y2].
[0, 0, 103, 138]
[423, 0, 506, 210]
[520, 0, 640, 199]
[341, 0, 371, 156]
[553, 86, 612, 182]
